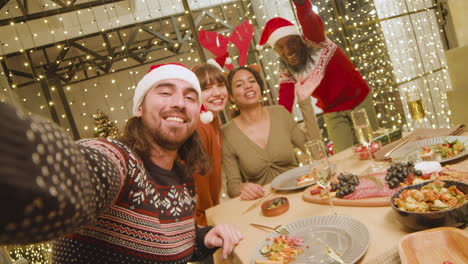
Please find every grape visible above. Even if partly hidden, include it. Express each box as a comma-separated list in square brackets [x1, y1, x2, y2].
[332, 173, 359, 198]
[385, 162, 420, 189]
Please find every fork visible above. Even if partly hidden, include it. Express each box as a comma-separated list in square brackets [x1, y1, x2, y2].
[249, 223, 289, 235]
[317, 238, 345, 264]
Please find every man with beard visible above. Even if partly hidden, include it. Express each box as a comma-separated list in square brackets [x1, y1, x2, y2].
[0, 63, 243, 263]
[258, 0, 379, 152]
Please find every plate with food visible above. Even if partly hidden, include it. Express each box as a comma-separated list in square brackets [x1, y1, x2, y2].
[251, 215, 369, 264]
[271, 163, 337, 191]
[390, 136, 468, 163]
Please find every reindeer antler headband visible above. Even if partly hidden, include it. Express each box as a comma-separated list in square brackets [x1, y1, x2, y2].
[198, 20, 255, 70]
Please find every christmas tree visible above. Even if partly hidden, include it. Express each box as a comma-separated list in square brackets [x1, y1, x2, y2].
[93, 110, 119, 138]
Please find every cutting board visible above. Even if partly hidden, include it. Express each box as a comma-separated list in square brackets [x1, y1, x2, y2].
[302, 185, 391, 207]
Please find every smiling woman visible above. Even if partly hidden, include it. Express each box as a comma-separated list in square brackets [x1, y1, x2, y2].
[192, 63, 229, 226]
[222, 66, 323, 200]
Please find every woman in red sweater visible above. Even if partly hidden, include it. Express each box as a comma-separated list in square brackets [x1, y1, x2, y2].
[193, 63, 229, 226]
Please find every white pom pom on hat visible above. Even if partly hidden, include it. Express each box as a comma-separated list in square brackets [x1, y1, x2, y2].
[133, 63, 201, 116]
[200, 104, 214, 124]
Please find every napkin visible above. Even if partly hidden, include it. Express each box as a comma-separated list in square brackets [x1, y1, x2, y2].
[373, 124, 465, 161]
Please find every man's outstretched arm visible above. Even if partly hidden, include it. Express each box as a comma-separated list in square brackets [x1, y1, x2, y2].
[0, 102, 122, 244]
[292, 0, 326, 43]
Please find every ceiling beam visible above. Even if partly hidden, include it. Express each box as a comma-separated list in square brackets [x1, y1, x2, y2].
[0, 0, 125, 26]
[15, 0, 27, 16]
[0, 0, 10, 10]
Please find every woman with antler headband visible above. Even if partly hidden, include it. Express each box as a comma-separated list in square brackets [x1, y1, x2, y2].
[192, 63, 229, 227]
[222, 66, 323, 200]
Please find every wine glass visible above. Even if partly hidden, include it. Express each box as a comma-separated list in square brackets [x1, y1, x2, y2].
[406, 91, 426, 128]
[351, 108, 381, 172]
[304, 139, 336, 215]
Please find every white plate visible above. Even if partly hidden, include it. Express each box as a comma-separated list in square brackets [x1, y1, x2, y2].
[271, 163, 336, 191]
[251, 215, 370, 264]
[390, 136, 468, 163]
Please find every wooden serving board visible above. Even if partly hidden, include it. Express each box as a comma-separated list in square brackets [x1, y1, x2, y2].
[399, 227, 468, 264]
[302, 185, 391, 207]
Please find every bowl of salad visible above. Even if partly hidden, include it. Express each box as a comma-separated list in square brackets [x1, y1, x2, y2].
[390, 180, 468, 230]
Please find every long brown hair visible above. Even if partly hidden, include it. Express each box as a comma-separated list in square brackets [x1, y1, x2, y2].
[119, 117, 211, 179]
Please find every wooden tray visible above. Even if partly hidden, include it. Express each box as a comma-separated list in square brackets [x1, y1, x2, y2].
[399, 227, 468, 264]
[302, 185, 391, 207]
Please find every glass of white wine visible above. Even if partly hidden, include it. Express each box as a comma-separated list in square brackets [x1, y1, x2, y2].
[406, 91, 426, 128]
[304, 139, 336, 215]
[351, 108, 380, 172]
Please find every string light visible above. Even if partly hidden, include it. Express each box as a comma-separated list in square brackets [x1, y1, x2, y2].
[0, 0, 454, 261]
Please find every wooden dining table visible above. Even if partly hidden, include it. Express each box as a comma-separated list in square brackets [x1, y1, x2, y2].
[206, 135, 468, 264]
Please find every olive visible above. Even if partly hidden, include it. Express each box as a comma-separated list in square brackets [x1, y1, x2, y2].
[414, 170, 422, 176]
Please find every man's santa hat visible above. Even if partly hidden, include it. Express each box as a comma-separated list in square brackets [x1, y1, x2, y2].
[133, 63, 201, 115]
[257, 17, 299, 50]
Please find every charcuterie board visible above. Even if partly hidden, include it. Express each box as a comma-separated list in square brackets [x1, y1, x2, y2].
[302, 172, 394, 207]
[302, 186, 391, 207]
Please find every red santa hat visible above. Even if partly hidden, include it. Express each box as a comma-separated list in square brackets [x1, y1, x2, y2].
[133, 63, 201, 115]
[257, 17, 299, 50]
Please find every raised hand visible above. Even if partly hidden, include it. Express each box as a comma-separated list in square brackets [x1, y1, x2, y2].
[204, 224, 243, 259]
[239, 182, 265, 200]
[295, 69, 323, 101]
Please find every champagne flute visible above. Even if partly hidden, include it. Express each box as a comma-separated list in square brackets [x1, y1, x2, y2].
[406, 91, 426, 128]
[305, 139, 336, 215]
[351, 108, 380, 172]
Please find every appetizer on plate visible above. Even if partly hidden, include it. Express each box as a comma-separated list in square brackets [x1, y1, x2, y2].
[420, 146, 434, 160]
[296, 174, 314, 187]
[257, 235, 305, 264]
[420, 139, 466, 160]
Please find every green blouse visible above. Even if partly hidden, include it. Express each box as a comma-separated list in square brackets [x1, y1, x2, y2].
[222, 98, 321, 198]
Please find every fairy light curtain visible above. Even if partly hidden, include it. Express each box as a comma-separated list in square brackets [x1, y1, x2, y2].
[250, 0, 452, 133]
[374, 0, 452, 129]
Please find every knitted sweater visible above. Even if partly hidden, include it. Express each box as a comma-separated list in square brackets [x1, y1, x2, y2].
[194, 117, 223, 226]
[0, 102, 215, 263]
[278, 0, 369, 113]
